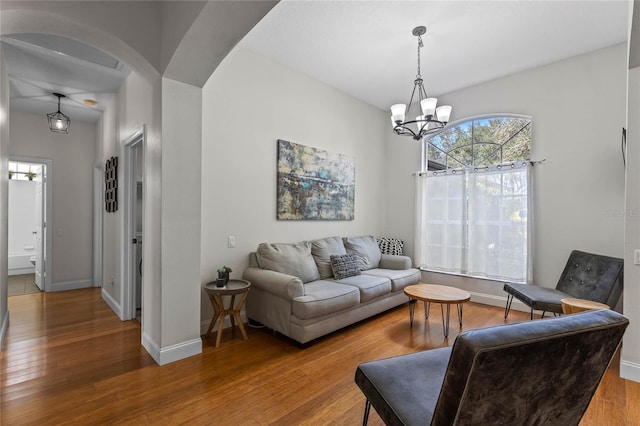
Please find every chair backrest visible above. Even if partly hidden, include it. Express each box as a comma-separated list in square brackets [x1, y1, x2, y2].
[431, 309, 628, 426]
[556, 250, 623, 307]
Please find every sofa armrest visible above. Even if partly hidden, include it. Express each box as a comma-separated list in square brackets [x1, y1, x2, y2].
[243, 266, 305, 300]
[379, 254, 412, 270]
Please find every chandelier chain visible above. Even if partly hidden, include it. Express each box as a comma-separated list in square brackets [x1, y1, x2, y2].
[416, 34, 423, 79]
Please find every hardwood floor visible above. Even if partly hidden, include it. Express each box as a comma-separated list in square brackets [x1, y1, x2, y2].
[1, 288, 639, 425]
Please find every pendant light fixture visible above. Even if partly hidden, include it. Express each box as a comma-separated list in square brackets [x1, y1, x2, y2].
[47, 92, 70, 133]
[390, 26, 452, 140]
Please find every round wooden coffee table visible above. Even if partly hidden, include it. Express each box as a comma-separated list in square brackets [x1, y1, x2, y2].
[560, 298, 609, 315]
[404, 284, 471, 338]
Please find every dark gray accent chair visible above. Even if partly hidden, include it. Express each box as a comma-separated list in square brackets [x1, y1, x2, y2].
[504, 250, 623, 320]
[354, 309, 628, 426]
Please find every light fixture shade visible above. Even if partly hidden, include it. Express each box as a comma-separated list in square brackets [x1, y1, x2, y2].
[390, 104, 407, 124]
[436, 105, 452, 123]
[47, 111, 70, 133]
[420, 98, 438, 117]
[416, 115, 425, 130]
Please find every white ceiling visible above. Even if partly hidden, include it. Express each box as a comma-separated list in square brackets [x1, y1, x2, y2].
[1, 33, 130, 123]
[240, 0, 629, 111]
[0, 1, 629, 124]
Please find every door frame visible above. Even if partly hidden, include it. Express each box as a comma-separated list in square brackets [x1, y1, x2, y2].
[9, 156, 53, 292]
[120, 128, 145, 321]
[93, 161, 103, 287]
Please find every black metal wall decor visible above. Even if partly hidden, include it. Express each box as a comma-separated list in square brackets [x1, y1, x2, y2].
[105, 156, 118, 212]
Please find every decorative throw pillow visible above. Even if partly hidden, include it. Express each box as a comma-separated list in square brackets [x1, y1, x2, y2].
[330, 254, 361, 280]
[256, 241, 320, 283]
[343, 235, 381, 271]
[376, 237, 404, 256]
[312, 236, 347, 279]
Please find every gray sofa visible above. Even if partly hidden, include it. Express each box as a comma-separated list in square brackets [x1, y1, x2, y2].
[243, 235, 421, 344]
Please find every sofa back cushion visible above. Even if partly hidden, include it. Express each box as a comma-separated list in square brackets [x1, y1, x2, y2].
[256, 241, 320, 283]
[343, 236, 381, 271]
[312, 236, 347, 279]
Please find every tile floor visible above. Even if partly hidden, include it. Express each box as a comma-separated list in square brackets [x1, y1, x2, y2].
[8, 274, 40, 296]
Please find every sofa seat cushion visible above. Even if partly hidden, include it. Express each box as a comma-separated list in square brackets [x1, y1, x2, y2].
[292, 281, 360, 320]
[331, 274, 391, 303]
[362, 268, 421, 292]
[312, 236, 347, 279]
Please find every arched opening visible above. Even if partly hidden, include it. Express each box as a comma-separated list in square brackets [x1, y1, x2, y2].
[0, 7, 161, 354]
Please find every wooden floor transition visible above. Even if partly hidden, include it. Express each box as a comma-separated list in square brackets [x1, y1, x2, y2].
[1, 288, 639, 425]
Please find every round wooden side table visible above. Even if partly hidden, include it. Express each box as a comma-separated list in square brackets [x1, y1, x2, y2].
[404, 283, 471, 338]
[204, 279, 251, 347]
[560, 298, 609, 315]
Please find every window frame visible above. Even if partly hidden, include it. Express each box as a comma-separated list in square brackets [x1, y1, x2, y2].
[421, 113, 532, 172]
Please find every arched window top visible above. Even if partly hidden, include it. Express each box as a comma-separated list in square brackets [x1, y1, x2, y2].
[425, 114, 531, 171]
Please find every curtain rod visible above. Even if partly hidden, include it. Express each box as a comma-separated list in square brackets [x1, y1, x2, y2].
[414, 159, 546, 176]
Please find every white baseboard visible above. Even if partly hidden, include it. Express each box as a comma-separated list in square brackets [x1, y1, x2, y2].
[101, 288, 124, 320]
[51, 279, 92, 292]
[620, 359, 640, 383]
[200, 311, 248, 336]
[142, 331, 202, 366]
[0, 308, 9, 348]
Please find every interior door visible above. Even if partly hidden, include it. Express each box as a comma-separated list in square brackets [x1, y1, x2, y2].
[34, 165, 45, 291]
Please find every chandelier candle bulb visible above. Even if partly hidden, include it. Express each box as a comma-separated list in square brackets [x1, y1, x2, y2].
[420, 98, 438, 117]
[390, 104, 407, 123]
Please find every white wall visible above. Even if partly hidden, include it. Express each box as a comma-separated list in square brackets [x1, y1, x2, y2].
[160, 78, 202, 355]
[8, 180, 36, 255]
[9, 111, 96, 287]
[96, 70, 164, 354]
[200, 46, 388, 327]
[622, 0, 640, 383]
[385, 44, 628, 304]
[0, 46, 11, 346]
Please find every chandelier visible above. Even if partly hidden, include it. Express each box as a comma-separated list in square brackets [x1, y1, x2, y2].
[390, 26, 452, 140]
[47, 93, 70, 133]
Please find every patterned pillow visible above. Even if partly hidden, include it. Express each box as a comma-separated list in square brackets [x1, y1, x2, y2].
[330, 254, 361, 280]
[376, 237, 404, 256]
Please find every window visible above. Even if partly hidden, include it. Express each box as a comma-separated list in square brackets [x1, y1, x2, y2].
[415, 115, 532, 283]
[8, 161, 41, 181]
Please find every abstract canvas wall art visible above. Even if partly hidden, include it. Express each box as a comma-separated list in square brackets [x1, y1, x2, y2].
[277, 140, 355, 220]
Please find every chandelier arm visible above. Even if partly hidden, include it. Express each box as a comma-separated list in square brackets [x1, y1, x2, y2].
[418, 83, 429, 105]
[393, 124, 418, 139]
[405, 82, 419, 119]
